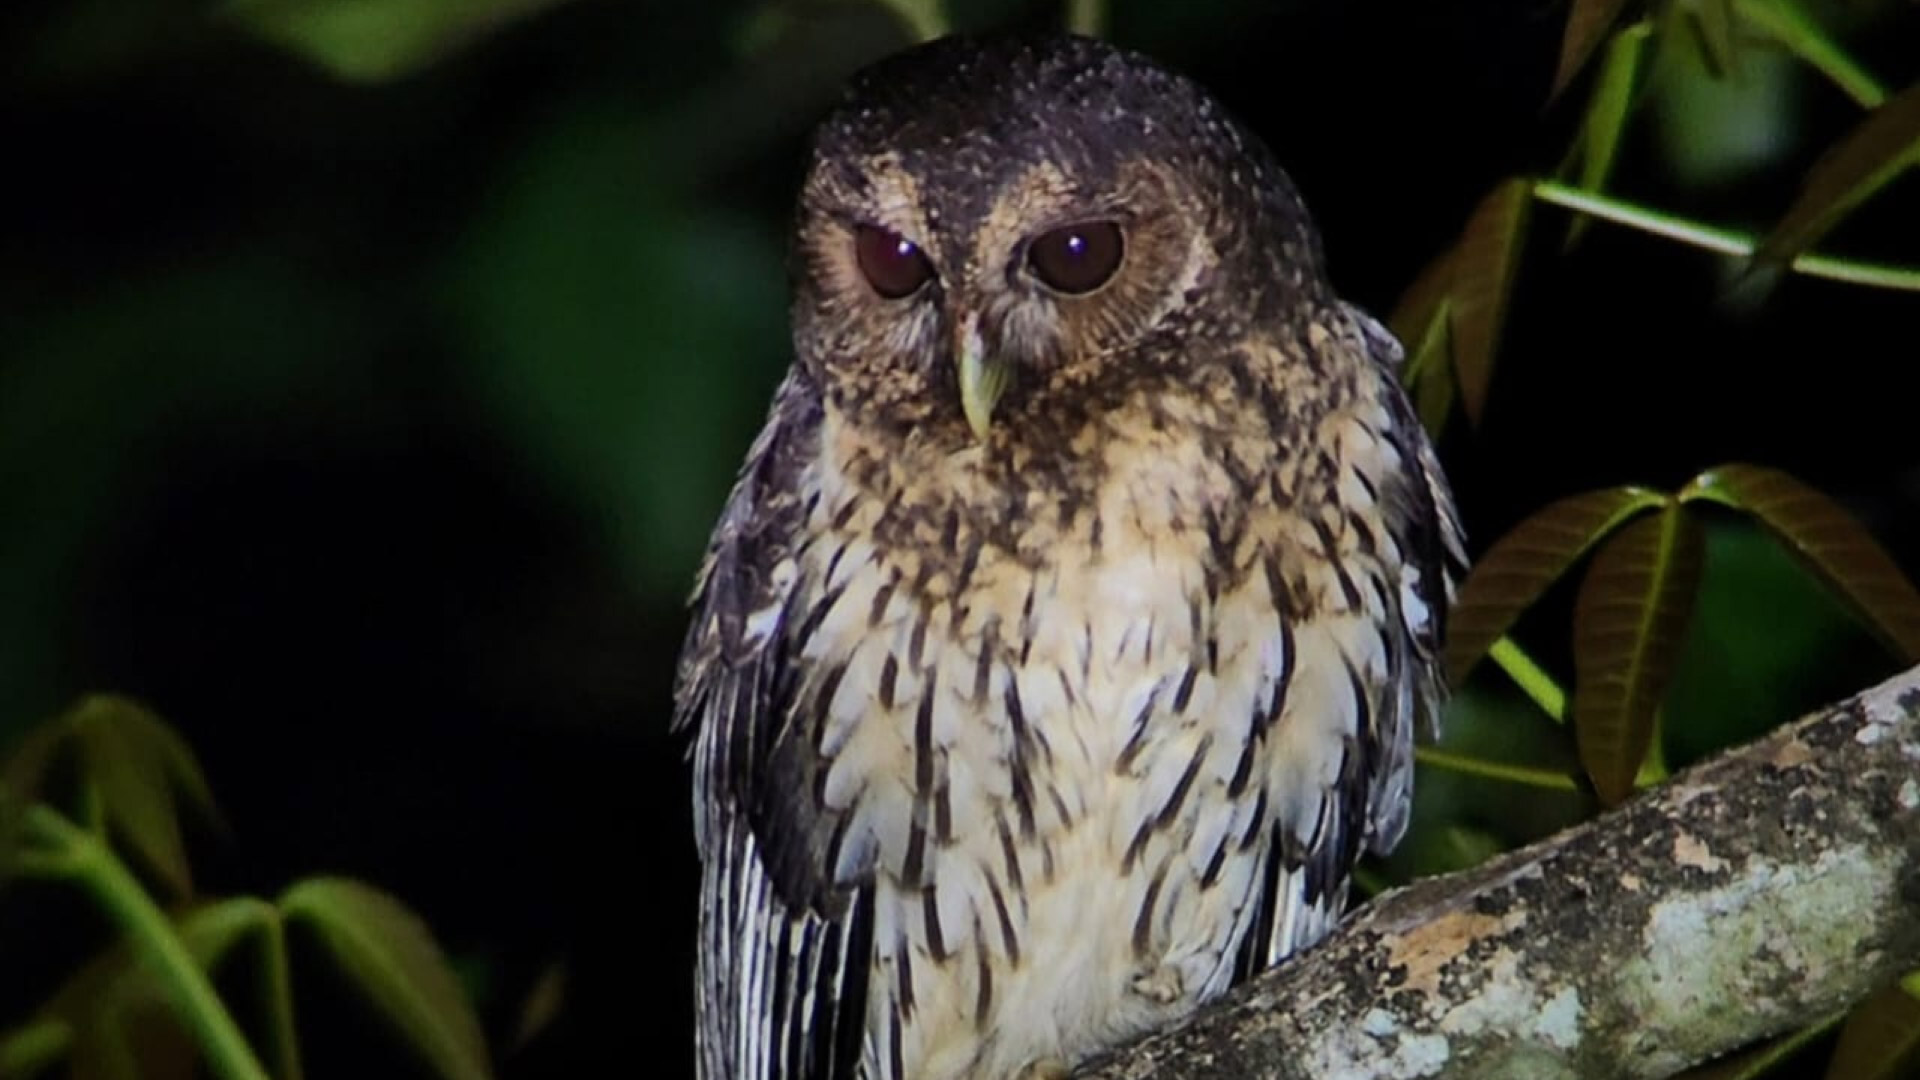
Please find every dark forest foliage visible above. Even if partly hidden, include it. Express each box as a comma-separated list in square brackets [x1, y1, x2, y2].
[3, 1, 1917, 1077]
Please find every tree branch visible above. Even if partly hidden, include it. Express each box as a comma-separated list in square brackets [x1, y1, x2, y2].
[1078, 664, 1920, 1080]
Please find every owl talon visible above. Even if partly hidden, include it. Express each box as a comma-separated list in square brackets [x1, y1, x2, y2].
[1130, 965, 1185, 1004]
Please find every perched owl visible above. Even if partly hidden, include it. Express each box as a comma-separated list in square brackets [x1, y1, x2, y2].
[673, 31, 1466, 1080]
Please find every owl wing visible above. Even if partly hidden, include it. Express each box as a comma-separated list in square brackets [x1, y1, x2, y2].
[1347, 301, 1468, 852]
[1237, 304, 1467, 977]
[674, 370, 871, 1080]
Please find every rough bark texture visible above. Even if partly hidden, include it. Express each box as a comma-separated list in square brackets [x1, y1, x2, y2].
[1075, 663, 1920, 1080]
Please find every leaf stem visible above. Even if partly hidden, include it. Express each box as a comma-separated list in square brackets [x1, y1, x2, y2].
[1490, 636, 1568, 722]
[1530, 180, 1920, 292]
[1414, 747, 1583, 791]
[259, 911, 305, 1080]
[21, 805, 272, 1080]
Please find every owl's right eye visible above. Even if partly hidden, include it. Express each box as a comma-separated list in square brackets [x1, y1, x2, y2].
[854, 225, 934, 299]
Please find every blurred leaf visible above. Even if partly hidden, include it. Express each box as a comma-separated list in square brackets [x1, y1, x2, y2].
[1824, 978, 1920, 1080]
[508, 960, 567, 1052]
[1663, 519, 1880, 768]
[1, 717, 74, 813]
[1445, 486, 1667, 683]
[15, 927, 148, 1061]
[1689, 0, 1738, 79]
[282, 877, 493, 1080]
[93, 900, 268, 1080]
[1388, 246, 1455, 343]
[1647, 18, 1799, 189]
[1682, 464, 1920, 660]
[1387, 248, 1457, 433]
[1552, 0, 1638, 100]
[446, 112, 787, 598]
[872, 0, 948, 42]
[1565, 23, 1650, 247]
[3, 900, 261, 1080]
[223, 0, 579, 83]
[176, 898, 274, 973]
[1675, 1014, 1843, 1079]
[1735, 0, 1888, 108]
[0, 1019, 71, 1077]
[68, 994, 196, 1080]
[68, 697, 222, 900]
[1751, 78, 1920, 269]
[1572, 503, 1705, 805]
[1447, 177, 1532, 427]
[1434, 824, 1509, 872]
[1408, 314, 1456, 436]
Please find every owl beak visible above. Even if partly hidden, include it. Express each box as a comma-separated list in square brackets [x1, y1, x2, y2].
[956, 314, 1009, 442]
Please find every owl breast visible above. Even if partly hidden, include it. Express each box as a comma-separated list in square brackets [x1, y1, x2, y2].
[783, 373, 1402, 1080]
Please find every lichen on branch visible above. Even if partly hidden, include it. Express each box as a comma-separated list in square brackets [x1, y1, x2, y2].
[1077, 665, 1920, 1080]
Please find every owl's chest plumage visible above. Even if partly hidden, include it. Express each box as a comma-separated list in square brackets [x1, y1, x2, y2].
[779, 377, 1402, 1080]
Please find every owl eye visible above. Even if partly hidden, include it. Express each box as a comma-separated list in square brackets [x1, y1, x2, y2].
[1027, 221, 1124, 295]
[854, 224, 934, 299]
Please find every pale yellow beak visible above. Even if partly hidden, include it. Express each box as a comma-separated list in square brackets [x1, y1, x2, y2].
[956, 315, 1009, 442]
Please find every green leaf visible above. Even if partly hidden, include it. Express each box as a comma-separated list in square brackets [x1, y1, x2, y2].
[1753, 78, 1920, 268]
[2, 715, 71, 806]
[1682, 464, 1920, 660]
[1824, 978, 1920, 1080]
[1552, 0, 1639, 100]
[5, 899, 264, 1080]
[1565, 23, 1650, 247]
[872, 0, 947, 42]
[2, 719, 74, 884]
[1572, 502, 1706, 805]
[0, 1019, 71, 1077]
[1689, 0, 1739, 79]
[507, 961, 567, 1053]
[1444, 486, 1667, 684]
[69, 696, 221, 899]
[1735, 0, 1888, 108]
[282, 877, 493, 1080]
[1386, 247, 1457, 433]
[1408, 314, 1455, 435]
[1447, 177, 1532, 427]
[222, 0, 579, 83]
[176, 899, 273, 973]
[68, 995, 195, 1080]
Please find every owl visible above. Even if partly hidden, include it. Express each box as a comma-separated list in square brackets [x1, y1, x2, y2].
[672, 31, 1465, 1080]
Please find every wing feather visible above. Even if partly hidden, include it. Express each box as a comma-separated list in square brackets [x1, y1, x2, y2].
[1238, 305, 1466, 976]
[676, 370, 872, 1080]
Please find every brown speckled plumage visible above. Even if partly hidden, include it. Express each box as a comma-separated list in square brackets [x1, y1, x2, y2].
[674, 31, 1466, 1080]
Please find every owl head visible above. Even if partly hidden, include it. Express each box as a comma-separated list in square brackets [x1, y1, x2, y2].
[788, 32, 1335, 448]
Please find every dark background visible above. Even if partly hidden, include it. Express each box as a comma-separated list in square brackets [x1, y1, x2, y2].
[4, 0, 1917, 1076]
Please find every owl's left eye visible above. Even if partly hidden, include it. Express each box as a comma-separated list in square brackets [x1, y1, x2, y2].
[854, 225, 934, 299]
[1027, 221, 1124, 295]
